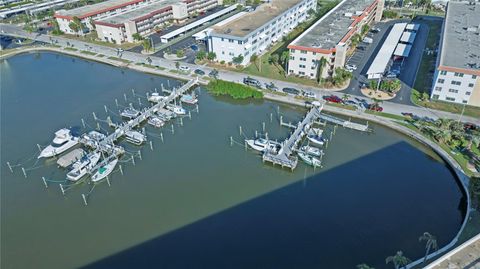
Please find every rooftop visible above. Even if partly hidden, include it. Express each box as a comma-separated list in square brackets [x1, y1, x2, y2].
[211, 0, 302, 38]
[56, 0, 144, 19]
[440, 1, 480, 71]
[97, 0, 177, 25]
[290, 0, 375, 50]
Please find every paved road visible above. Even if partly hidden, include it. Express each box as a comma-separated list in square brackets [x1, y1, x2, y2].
[1, 23, 478, 125]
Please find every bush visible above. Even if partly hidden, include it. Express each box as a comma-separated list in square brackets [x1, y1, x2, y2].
[206, 80, 263, 99]
[383, 10, 399, 19]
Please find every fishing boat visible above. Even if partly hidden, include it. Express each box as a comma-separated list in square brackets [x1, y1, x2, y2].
[156, 108, 175, 121]
[300, 145, 323, 157]
[307, 128, 327, 146]
[166, 104, 186, 116]
[147, 116, 164, 128]
[38, 129, 79, 158]
[66, 152, 101, 181]
[180, 93, 198, 105]
[124, 130, 146, 145]
[120, 107, 140, 119]
[91, 157, 118, 183]
[148, 92, 168, 103]
[245, 138, 281, 153]
[81, 131, 106, 148]
[297, 151, 322, 167]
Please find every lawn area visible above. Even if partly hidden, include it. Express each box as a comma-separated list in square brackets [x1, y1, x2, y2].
[365, 110, 407, 121]
[412, 89, 480, 118]
[81, 50, 97, 56]
[62, 33, 137, 50]
[64, 47, 78, 51]
[325, 102, 357, 111]
[207, 80, 263, 99]
[107, 56, 131, 64]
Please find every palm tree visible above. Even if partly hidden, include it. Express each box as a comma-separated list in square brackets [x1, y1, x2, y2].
[357, 264, 375, 269]
[146, 57, 152, 65]
[132, 33, 143, 42]
[175, 61, 180, 70]
[386, 251, 411, 269]
[342, 93, 350, 102]
[250, 53, 259, 71]
[316, 57, 327, 85]
[419, 232, 438, 264]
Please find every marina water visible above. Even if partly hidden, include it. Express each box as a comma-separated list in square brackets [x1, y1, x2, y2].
[0, 52, 466, 269]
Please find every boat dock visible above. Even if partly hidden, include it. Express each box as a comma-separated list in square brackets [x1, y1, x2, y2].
[262, 105, 323, 170]
[317, 113, 370, 132]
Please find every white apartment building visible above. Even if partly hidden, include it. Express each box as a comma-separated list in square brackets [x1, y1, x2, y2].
[430, 1, 480, 107]
[206, 0, 316, 66]
[287, 0, 384, 80]
[54, 0, 219, 43]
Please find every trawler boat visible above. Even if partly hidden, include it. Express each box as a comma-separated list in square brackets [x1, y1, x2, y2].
[147, 116, 164, 128]
[91, 157, 118, 183]
[38, 129, 79, 158]
[156, 108, 175, 121]
[81, 130, 106, 148]
[300, 145, 323, 157]
[297, 151, 322, 167]
[148, 92, 168, 103]
[124, 130, 146, 145]
[66, 152, 101, 181]
[120, 107, 140, 119]
[166, 104, 186, 115]
[307, 128, 327, 146]
[245, 138, 281, 153]
[180, 93, 198, 105]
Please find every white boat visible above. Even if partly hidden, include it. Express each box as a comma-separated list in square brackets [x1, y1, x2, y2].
[120, 107, 140, 119]
[166, 104, 186, 115]
[81, 131, 106, 148]
[38, 129, 79, 159]
[245, 138, 280, 153]
[156, 108, 175, 121]
[91, 158, 118, 183]
[180, 93, 198, 105]
[298, 151, 322, 167]
[125, 130, 146, 145]
[66, 152, 101, 181]
[307, 128, 327, 146]
[148, 92, 168, 103]
[300, 145, 323, 157]
[147, 116, 164, 128]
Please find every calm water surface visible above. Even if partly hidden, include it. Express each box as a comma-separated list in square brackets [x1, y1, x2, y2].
[0, 52, 466, 269]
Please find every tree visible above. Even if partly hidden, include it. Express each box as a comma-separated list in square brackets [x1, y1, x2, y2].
[351, 33, 362, 48]
[69, 21, 79, 33]
[280, 50, 289, 73]
[419, 232, 438, 265]
[196, 50, 206, 61]
[142, 39, 151, 52]
[361, 24, 370, 36]
[72, 16, 82, 34]
[146, 57, 152, 65]
[269, 53, 279, 66]
[316, 57, 327, 84]
[357, 264, 375, 269]
[386, 251, 411, 269]
[132, 33, 143, 42]
[232, 54, 244, 65]
[207, 52, 216, 61]
[250, 53, 259, 70]
[176, 49, 185, 58]
[175, 61, 180, 70]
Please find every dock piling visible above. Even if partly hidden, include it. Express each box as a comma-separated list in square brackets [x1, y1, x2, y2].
[196, 104, 199, 113]
[180, 117, 183, 126]
[239, 126, 242, 136]
[138, 97, 141, 106]
[82, 194, 88, 206]
[106, 176, 111, 187]
[188, 111, 192, 119]
[270, 113, 273, 123]
[92, 112, 97, 121]
[37, 143, 42, 152]
[104, 105, 108, 114]
[21, 167, 27, 178]
[230, 136, 233, 146]
[131, 156, 136, 166]
[171, 124, 174, 134]
[124, 93, 127, 102]
[60, 184, 65, 196]
[81, 118, 86, 129]
[149, 141, 153, 151]
[262, 122, 265, 132]
[160, 132, 164, 143]
[42, 177, 48, 189]
[6, 162, 13, 173]
[131, 88, 135, 96]
[138, 150, 142, 161]
[115, 98, 119, 107]
[96, 122, 101, 131]
[119, 165, 123, 175]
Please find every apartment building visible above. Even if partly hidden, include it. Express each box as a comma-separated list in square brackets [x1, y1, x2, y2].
[206, 0, 316, 65]
[430, 1, 480, 107]
[54, 0, 219, 43]
[287, 0, 384, 80]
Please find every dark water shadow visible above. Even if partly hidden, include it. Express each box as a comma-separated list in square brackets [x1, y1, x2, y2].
[82, 142, 466, 269]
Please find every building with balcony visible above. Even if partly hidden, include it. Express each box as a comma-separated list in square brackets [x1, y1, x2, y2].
[287, 0, 384, 80]
[206, 0, 316, 66]
[430, 1, 480, 107]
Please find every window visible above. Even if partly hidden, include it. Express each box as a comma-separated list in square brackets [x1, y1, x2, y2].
[311, 66, 316, 70]
[432, 94, 439, 99]
[228, 39, 234, 43]
[299, 71, 305, 75]
[290, 56, 295, 60]
[440, 70, 447, 75]
[446, 97, 455, 101]
[222, 51, 225, 55]
[290, 49, 296, 53]
[448, 89, 458, 93]
[313, 52, 316, 55]
[435, 87, 442, 91]
[238, 40, 243, 45]
[472, 75, 477, 79]
[221, 38, 224, 41]
[310, 73, 314, 77]
[462, 100, 468, 104]
[229, 52, 234, 56]
[468, 83, 474, 87]
[466, 91, 471, 95]
[454, 72, 460, 76]
[437, 79, 445, 84]
[300, 57, 306, 61]
[301, 50, 307, 54]
[451, 80, 461, 86]
[299, 64, 306, 68]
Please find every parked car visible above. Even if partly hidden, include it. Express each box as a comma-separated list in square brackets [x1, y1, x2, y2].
[344, 100, 358, 106]
[356, 46, 365, 51]
[303, 91, 316, 99]
[194, 69, 205, 76]
[345, 64, 357, 71]
[209, 69, 219, 78]
[282, 87, 300, 96]
[265, 82, 279, 91]
[464, 123, 478, 131]
[363, 37, 373, 44]
[179, 65, 190, 72]
[243, 77, 262, 88]
[370, 27, 381, 33]
[368, 104, 383, 112]
[386, 72, 397, 78]
[323, 95, 343, 103]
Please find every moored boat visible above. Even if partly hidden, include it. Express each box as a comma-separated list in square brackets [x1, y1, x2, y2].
[120, 107, 140, 119]
[166, 104, 186, 116]
[307, 128, 327, 146]
[148, 92, 168, 103]
[245, 138, 281, 153]
[297, 151, 322, 167]
[300, 145, 323, 157]
[38, 129, 79, 159]
[124, 130, 146, 145]
[66, 152, 101, 181]
[91, 157, 118, 183]
[147, 116, 164, 128]
[180, 93, 198, 105]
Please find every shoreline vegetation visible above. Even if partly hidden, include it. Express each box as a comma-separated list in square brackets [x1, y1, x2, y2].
[206, 80, 263, 99]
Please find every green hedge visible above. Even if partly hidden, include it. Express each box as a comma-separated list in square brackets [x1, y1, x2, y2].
[207, 80, 263, 99]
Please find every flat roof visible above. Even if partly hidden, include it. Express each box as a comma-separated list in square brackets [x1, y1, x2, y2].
[400, 31, 416, 44]
[394, 43, 412, 57]
[406, 23, 420, 31]
[290, 0, 375, 50]
[56, 0, 142, 19]
[211, 0, 302, 38]
[439, 1, 480, 71]
[367, 23, 407, 75]
[97, 0, 176, 25]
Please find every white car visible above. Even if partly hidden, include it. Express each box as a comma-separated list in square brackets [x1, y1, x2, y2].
[179, 65, 190, 72]
[345, 64, 357, 71]
[303, 91, 316, 99]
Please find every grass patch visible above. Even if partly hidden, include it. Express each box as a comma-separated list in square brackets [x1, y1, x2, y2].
[325, 102, 356, 111]
[207, 80, 263, 99]
[64, 47, 78, 51]
[62, 33, 137, 50]
[412, 89, 480, 118]
[365, 110, 407, 121]
[97, 54, 105, 58]
[107, 56, 131, 64]
[81, 50, 96, 56]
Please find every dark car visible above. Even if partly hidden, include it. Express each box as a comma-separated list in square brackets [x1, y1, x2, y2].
[208, 69, 219, 78]
[323, 95, 343, 103]
[194, 69, 205, 76]
[265, 82, 279, 91]
[282, 87, 300, 96]
[356, 46, 365, 51]
[244, 77, 262, 88]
